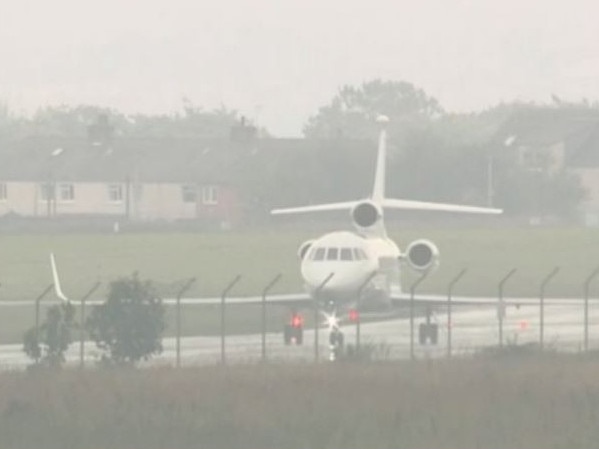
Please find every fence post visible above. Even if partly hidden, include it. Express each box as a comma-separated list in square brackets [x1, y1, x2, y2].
[539, 267, 559, 351]
[355, 271, 377, 351]
[313, 273, 334, 363]
[175, 277, 196, 368]
[583, 266, 599, 351]
[261, 274, 282, 363]
[34, 284, 54, 365]
[497, 268, 517, 348]
[220, 275, 241, 365]
[410, 272, 428, 361]
[447, 268, 467, 359]
[79, 281, 101, 368]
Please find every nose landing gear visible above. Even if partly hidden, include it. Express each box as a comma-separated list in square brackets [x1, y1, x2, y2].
[329, 328, 345, 361]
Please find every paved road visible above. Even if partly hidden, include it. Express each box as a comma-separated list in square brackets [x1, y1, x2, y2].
[2, 302, 599, 370]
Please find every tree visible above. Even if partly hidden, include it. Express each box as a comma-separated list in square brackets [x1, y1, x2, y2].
[303, 79, 444, 140]
[23, 302, 75, 368]
[1, 101, 246, 140]
[86, 274, 165, 366]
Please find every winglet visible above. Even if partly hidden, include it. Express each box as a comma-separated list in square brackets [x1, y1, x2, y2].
[50, 253, 70, 302]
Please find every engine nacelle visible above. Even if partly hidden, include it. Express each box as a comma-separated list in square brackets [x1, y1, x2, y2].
[298, 240, 315, 260]
[351, 201, 382, 228]
[405, 239, 439, 273]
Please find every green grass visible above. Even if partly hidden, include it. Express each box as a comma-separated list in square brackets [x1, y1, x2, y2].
[396, 226, 599, 297]
[2, 354, 599, 449]
[1, 226, 599, 302]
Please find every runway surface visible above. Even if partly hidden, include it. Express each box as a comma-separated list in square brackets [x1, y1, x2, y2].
[2, 302, 599, 370]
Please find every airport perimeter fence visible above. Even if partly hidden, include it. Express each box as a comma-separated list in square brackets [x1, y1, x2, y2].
[3, 266, 599, 369]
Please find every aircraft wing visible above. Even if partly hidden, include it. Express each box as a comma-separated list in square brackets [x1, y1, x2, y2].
[390, 293, 589, 308]
[163, 293, 313, 307]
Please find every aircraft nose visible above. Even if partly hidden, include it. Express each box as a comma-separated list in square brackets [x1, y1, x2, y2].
[303, 264, 371, 293]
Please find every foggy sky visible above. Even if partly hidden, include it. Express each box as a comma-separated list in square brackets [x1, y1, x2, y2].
[1, 0, 598, 136]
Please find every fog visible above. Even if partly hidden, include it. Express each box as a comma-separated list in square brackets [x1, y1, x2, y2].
[1, 0, 599, 136]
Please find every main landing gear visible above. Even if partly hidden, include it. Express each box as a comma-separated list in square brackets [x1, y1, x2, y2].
[418, 306, 438, 345]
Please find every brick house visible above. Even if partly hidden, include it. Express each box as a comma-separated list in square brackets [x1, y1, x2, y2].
[0, 135, 242, 227]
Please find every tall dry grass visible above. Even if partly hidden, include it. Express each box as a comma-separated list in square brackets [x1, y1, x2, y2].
[1, 353, 599, 449]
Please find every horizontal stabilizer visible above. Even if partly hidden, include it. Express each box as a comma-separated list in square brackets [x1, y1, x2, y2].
[271, 199, 501, 216]
[271, 201, 357, 215]
[383, 199, 502, 215]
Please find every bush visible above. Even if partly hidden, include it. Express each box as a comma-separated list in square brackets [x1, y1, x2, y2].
[86, 273, 165, 366]
[22, 302, 75, 368]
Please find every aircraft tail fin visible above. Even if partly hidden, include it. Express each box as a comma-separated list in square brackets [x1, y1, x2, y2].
[270, 115, 502, 220]
[371, 115, 389, 205]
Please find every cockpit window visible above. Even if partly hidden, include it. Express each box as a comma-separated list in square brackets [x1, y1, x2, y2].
[327, 248, 339, 260]
[340, 248, 353, 261]
[353, 248, 368, 260]
[312, 247, 326, 261]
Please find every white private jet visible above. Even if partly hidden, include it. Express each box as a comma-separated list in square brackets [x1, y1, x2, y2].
[267, 115, 503, 345]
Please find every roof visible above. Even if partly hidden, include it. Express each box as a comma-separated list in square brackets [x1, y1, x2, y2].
[0, 135, 374, 185]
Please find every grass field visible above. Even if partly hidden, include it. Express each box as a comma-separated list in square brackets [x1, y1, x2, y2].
[1, 353, 599, 449]
[1, 226, 599, 344]
[1, 226, 599, 301]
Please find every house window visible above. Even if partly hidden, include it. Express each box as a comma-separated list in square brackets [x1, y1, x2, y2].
[108, 184, 123, 203]
[181, 184, 197, 203]
[202, 185, 218, 205]
[0, 183, 6, 201]
[39, 183, 55, 201]
[58, 183, 75, 201]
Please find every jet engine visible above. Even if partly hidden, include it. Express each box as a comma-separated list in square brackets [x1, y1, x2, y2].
[351, 201, 382, 228]
[405, 239, 439, 273]
[297, 240, 315, 260]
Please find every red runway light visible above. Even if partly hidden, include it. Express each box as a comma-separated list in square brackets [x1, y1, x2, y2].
[291, 314, 303, 328]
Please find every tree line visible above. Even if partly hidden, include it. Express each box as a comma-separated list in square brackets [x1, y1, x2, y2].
[2, 80, 598, 220]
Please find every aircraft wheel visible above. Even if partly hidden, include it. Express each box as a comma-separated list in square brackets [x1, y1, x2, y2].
[419, 324, 427, 345]
[295, 327, 303, 345]
[283, 324, 292, 345]
[429, 324, 438, 345]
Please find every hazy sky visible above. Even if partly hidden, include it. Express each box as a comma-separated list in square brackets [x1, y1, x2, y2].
[1, 0, 598, 136]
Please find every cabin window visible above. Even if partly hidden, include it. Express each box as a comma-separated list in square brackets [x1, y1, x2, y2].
[108, 184, 124, 203]
[326, 248, 339, 260]
[340, 248, 353, 261]
[0, 183, 6, 201]
[312, 247, 326, 261]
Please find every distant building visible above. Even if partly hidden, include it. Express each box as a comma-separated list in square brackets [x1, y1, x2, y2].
[0, 133, 373, 227]
[492, 106, 599, 224]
